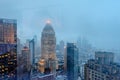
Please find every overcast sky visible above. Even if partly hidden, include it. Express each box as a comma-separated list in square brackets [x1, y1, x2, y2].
[0, 0, 120, 51]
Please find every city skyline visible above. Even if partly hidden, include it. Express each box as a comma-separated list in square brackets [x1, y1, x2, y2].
[0, 18, 119, 80]
[0, 0, 120, 80]
[0, 0, 120, 51]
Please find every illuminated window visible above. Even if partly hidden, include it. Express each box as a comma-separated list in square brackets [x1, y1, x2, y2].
[2, 55, 4, 58]
[2, 69, 4, 72]
[5, 54, 8, 57]
[5, 68, 8, 70]
[2, 65, 4, 68]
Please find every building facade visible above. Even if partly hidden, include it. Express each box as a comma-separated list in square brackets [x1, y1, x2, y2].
[29, 39, 35, 65]
[84, 51, 120, 80]
[67, 43, 79, 80]
[22, 46, 31, 72]
[95, 51, 114, 65]
[0, 18, 17, 79]
[38, 21, 57, 74]
[0, 19, 17, 44]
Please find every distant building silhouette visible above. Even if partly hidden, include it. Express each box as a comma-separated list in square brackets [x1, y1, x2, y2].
[31, 74, 55, 80]
[0, 18, 17, 79]
[29, 39, 35, 65]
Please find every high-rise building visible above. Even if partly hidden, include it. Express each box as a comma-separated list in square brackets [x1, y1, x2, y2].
[64, 45, 67, 72]
[0, 18, 17, 79]
[22, 46, 31, 72]
[84, 51, 120, 80]
[29, 39, 35, 65]
[67, 43, 79, 80]
[38, 20, 57, 74]
[0, 19, 17, 44]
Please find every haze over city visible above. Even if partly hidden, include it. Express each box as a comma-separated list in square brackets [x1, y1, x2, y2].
[0, 0, 120, 51]
[0, 0, 120, 80]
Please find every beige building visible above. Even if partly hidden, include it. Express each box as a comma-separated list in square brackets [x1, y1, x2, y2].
[38, 21, 57, 74]
[84, 52, 120, 80]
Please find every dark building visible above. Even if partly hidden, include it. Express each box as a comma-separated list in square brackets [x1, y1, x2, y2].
[84, 51, 120, 80]
[29, 39, 35, 65]
[0, 18, 17, 79]
[67, 43, 79, 80]
[22, 46, 31, 72]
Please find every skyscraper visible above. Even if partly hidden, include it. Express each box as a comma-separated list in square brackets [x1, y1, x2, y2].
[0, 18, 17, 79]
[38, 20, 56, 74]
[95, 51, 114, 65]
[67, 43, 79, 80]
[33, 35, 37, 57]
[22, 46, 31, 72]
[64, 45, 67, 72]
[29, 39, 35, 65]
[59, 40, 65, 55]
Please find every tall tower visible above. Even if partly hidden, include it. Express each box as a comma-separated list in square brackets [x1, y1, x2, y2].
[39, 20, 56, 73]
[67, 43, 79, 80]
[29, 39, 35, 65]
[0, 18, 17, 79]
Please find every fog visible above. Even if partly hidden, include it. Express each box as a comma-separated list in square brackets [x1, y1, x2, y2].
[0, 0, 120, 52]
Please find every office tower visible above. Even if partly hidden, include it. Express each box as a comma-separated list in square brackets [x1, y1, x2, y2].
[17, 38, 21, 54]
[0, 18, 17, 79]
[64, 45, 67, 72]
[38, 20, 57, 74]
[22, 46, 31, 72]
[67, 43, 79, 80]
[29, 39, 35, 65]
[17, 38, 22, 80]
[84, 51, 120, 80]
[33, 35, 37, 57]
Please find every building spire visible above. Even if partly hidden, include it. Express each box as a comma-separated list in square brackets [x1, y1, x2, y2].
[46, 19, 51, 24]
